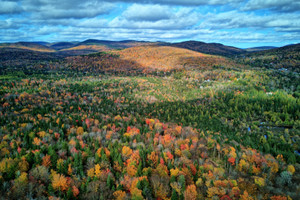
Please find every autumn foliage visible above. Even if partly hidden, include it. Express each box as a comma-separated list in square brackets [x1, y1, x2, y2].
[0, 64, 298, 200]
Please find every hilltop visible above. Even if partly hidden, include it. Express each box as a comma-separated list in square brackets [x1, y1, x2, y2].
[49, 42, 78, 50]
[115, 45, 242, 71]
[163, 41, 246, 57]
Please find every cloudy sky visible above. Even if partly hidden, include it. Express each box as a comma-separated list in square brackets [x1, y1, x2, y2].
[0, 0, 299, 48]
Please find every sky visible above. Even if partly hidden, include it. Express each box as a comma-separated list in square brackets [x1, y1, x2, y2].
[0, 0, 299, 48]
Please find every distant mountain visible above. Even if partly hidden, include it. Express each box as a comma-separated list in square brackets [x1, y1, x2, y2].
[79, 39, 115, 45]
[45, 39, 158, 52]
[0, 40, 246, 57]
[163, 41, 246, 57]
[4, 39, 296, 60]
[245, 46, 277, 52]
[50, 42, 78, 50]
[79, 39, 143, 46]
[30, 41, 50, 46]
[0, 42, 55, 52]
[72, 39, 158, 50]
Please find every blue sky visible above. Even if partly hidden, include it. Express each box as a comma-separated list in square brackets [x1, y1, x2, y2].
[0, 0, 299, 48]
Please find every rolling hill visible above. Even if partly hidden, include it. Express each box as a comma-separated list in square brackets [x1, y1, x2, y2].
[61, 44, 110, 52]
[237, 43, 300, 71]
[0, 40, 248, 58]
[49, 42, 78, 50]
[0, 47, 63, 63]
[163, 41, 246, 57]
[0, 47, 65, 75]
[0, 40, 159, 54]
[3, 40, 297, 72]
[0, 45, 244, 75]
[114, 45, 242, 71]
[0, 42, 55, 52]
[59, 39, 158, 52]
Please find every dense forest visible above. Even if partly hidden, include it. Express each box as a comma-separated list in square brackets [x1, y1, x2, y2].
[0, 44, 299, 199]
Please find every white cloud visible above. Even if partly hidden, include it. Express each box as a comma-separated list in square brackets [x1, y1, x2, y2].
[22, 0, 115, 19]
[0, 0, 299, 47]
[103, 0, 243, 6]
[275, 27, 300, 32]
[0, 18, 26, 29]
[76, 18, 108, 28]
[200, 11, 300, 31]
[243, 0, 300, 12]
[0, 1, 23, 14]
[123, 4, 172, 21]
[110, 5, 200, 29]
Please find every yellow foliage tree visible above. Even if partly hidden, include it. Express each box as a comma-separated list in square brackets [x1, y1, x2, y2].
[113, 190, 126, 200]
[68, 164, 73, 175]
[15, 172, 28, 184]
[52, 174, 69, 191]
[254, 176, 265, 187]
[287, 165, 295, 175]
[76, 127, 84, 135]
[96, 147, 102, 158]
[170, 168, 180, 177]
[87, 168, 95, 178]
[0, 158, 15, 173]
[18, 157, 29, 172]
[184, 184, 197, 200]
[196, 178, 203, 187]
[33, 137, 41, 146]
[127, 164, 137, 177]
[131, 188, 143, 199]
[95, 164, 101, 177]
[147, 151, 158, 166]
[122, 146, 133, 159]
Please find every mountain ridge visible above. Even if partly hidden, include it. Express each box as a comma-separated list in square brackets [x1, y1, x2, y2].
[163, 40, 246, 57]
[1, 39, 294, 58]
